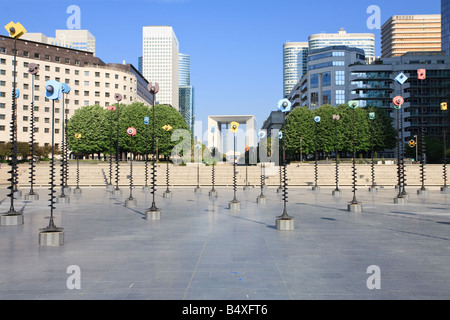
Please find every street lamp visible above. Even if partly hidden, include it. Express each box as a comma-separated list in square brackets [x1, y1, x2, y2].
[369, 111, 377, 192]
[125, 127, 137, 207]
[229, 122, 240, 211]
[313, 116, 321, 191]
[113, 93, 123, 196]
[417, 69, 428, 195]
[162, 124, 173, 198]
[347, 100, 362, 212]
[57, 83, 71, 204]
[73, 133, 82, 194]
[209, 126, 218, 197]
[332, 114, 341, 196]
[441, 102, 448, 193]
[393, 95, 406, 204]
[106, 105, 116, 190]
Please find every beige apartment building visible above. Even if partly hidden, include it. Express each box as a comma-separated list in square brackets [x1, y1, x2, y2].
[0, 35, 153, 148]
[381, 14, 441, 58]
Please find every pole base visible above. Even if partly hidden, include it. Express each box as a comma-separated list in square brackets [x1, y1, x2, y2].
[229, 201, 241, 211]
[276, 218, 294, 231]
[243, 185, 254, 190]
[441, 186, 450, 194]
[1, 213, 24, 226]
[13, 190, 22, 199]
[348, 203, 362, 212]
[125, 198, 137, 207]
[39, 230, 64, 246]
[394, 196, 407, 204]
[312, 186, 320, 191]
[209, 190, 218, 197]
[142, 186, 150, 192]
[417, 189, 429, 196]
[276, 187, 283, 193]
[256, 196, 266, 204]
[332, 190, 341, 197]
[112, 189, 122, 196]
[368, 187, 378, 192]
[163, 191, 172, 198]
[56, 196, 70, 204]
[24, 193, 39, 201]
[64, 187, 71, 194]
[73, 188, 82, 194]
[194, 187, 202, 193]
[106, 184, 114, 191]
[145, 210, 161, 220]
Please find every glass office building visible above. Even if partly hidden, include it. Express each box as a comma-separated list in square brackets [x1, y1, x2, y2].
[283, 42, 309, 98]
[179, 53, 194, 132]
[443, 0, 450, 54]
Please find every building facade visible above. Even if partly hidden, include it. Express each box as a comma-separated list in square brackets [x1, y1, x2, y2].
[443, 0, 450, 55]
[381, 14, 441, 58]
[308, 28, 375, 61]
[21, 30, 96, 55]
[178, 53, 194, 133]
[288, 46, 366, 109]
[283, 42, 309, 98]
[0, 36, 152, 147]
[350, 51, 450, 146]
[142, 26, 179, 110]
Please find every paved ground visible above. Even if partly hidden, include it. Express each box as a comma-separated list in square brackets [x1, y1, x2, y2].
[0, 184, 450, 300]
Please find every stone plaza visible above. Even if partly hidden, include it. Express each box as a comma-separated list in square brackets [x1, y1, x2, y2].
[1, 180, 450, 300]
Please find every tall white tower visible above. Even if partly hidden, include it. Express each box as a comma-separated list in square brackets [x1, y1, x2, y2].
[142, 26, 179, 110]
[283, 42, 308, 98]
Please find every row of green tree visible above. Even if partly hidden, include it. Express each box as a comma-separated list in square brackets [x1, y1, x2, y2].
[0, 142, 54, 162]
[66, 103, 191, 158]
[279, 104, 397, 160]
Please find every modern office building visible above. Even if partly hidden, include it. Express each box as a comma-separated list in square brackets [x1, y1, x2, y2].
[0, 35, 152, 147]
[287, 46, 366, 109]
[308, 28, 375, 61]
[178, 53, 194, 133]
[22, 30, 96, 55]
[350, 51, 450, 147]
[442, 0, 450, 54]
[381, 14, 441, 58]
[283, 42, 309, 98]
[142, 26, 179, 110]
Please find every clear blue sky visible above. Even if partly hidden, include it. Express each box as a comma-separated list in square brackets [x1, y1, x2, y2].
[0, 0, 442, 137]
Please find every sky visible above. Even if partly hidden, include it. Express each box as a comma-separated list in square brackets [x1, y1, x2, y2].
[0, 0, 442, 140]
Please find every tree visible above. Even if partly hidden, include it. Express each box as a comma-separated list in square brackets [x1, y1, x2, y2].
[284, 107, 314, 158]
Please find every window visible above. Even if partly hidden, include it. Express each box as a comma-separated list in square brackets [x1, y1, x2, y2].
[322, 72, 331, 87]
[310, 74, 319, 89]
[335, 71, 345, 85]
[84, 71, 89, 76]
[336, 90, 345, 105]
[34, 53, 40, 59]
[0, 125, 5, 131]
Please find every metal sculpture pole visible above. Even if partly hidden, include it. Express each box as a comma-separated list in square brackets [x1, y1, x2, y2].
[228, 122, 240, 210]
[332, 114, 340, 196]
[1, 22, 27, 225]
[418, 69, 427, 194]
[209, 127, 217, 197]
[313, 116, 321, 191]
[57, 84, 71, 203]
[63, 89, 70, 192]
[73, 133, 82, 194]
[348, 101, 361, 212]
[441, 102, 448, 193]
[276, 99, 294, 230]
[143, 116, 150, 191]
[25, 63, 39, 200]
[113, 94, 123, 195]
[162, 125, 173, 198]
[256, 162, 266, 204]
[107, 105, 116, 190]
[393, 96, 406, 203]
[369, 112, 377, 192]
[39, 81, 64, 246]
[125, 127, 137, 207]
[194, 141, 201, 193]
[145, 83, 161, 219]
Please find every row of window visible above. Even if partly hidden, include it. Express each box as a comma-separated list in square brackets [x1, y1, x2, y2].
[0, 47, 94, 66]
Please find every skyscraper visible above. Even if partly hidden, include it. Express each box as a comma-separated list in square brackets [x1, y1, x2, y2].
[142, 26, 179, 110]
[283, 42, 308, 98]
[381, 14, 441, 58]
[308, 28, 375, 61]
[179, 53, 194, 133]
[442, 0, 450, 54]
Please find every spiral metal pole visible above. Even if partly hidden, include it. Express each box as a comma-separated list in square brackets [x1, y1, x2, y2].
[443, 109, 448, 189]
[28, 75, 37, 196]
[314, 122, 318, 189]
[59, 95, 67, 198]
[278, 113, 292, 219]
[210, 135, 216, 193]
[370, 119, 376, 189]
[334, 120, 340, 192]
[400, 106, 407, 196]
[115, 102, 120, 192]
[128, 135, 134, 201]
[232, 132, 237, 202]
[108, 110, 113, 187]
[63, 98, 69, 190]
[419, 80, 426, 192]
[259, 162, 265, 198]
[165, 133, 170, 193]
[149, 94, 158, 212]
[396, 108, 403, 199]
[350, 108, 358, 205]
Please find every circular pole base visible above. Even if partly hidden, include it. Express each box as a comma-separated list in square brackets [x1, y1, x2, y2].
[145, 209, 161, 220]
[276, 218, 294, 231]
[194, 187, 202, 193]
[163, 191, 172, 198]
[229, 200, 241, 211]
[347, 203, 362, 212]
[276, 187, 283, 194]
[24, 193, 39, 201]
[142, 186, 150, 192]
[368, 187, 378, 192]
[256, 195, 266, 204]
[73, 188, 82, 195]
[441, 186, 450, 194]
[39, 230, 64, 246]
[209, 190, 218, 197]
[112, 189, 122, 196]
[332, 190, 341, 197]
[417, 189, 429, 196]
[394, 196, 407, 204]
[312, 186, 320, 191]
[1, 213, 24, 226]
[125, 198, 137, 207]
[56, 196, 70, 204]
[106, 184, 114, 191]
